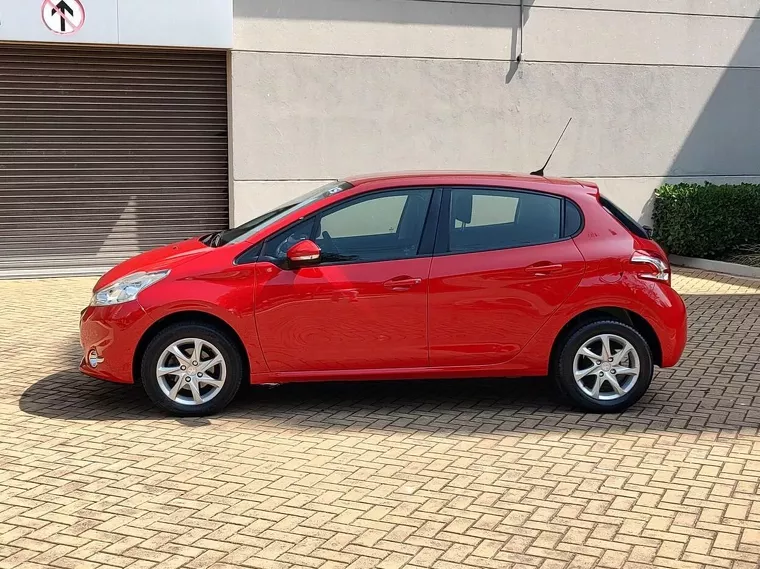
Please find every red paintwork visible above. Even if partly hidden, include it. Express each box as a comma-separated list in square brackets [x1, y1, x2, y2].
[254, 257, 430, 372]
[94, 238, 212, 291]
[80, 301, 150, 384]
[428, 239, 586, 368]
[79, 172, 687, 387]
[286, 239, 321, 263]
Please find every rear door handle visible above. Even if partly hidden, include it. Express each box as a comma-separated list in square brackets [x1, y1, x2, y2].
[384, 276, 423, 291]
[525, 263, 563, 276]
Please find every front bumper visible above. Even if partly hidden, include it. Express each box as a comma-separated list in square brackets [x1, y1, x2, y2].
[79, 301, 152, 384]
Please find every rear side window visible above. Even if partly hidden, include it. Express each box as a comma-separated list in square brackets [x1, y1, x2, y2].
[445, 188, 562, 253]
[456, 193, 519, 228]
[600, 196, 648, 239]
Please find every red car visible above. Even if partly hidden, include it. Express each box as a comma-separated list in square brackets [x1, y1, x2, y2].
[80, 172, 687, 416]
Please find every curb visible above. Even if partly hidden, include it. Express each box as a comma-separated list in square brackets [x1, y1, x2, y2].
[669, 255, 760, 279]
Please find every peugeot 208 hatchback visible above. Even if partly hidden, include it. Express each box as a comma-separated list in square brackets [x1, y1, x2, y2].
[80, 173, 687, 416]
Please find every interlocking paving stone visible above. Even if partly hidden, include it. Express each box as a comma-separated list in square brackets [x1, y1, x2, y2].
[0, 269, 759, 568]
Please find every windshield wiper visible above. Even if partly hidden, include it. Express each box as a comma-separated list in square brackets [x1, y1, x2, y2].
[210, 232, 224, 247]
[201, 231, 224, 247]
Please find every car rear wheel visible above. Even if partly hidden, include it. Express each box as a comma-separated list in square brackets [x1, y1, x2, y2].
[141, 322, 243, 416]
[554, 320, 653, 413]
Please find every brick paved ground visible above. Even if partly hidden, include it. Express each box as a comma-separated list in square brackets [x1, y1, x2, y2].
[1, 269, 759, 569]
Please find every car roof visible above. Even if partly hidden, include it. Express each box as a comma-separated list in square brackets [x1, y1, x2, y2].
[343, 171, 596, 195]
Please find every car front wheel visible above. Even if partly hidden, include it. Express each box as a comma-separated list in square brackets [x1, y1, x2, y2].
[554, 320, 653, 413]
[141, 322, 243, 416]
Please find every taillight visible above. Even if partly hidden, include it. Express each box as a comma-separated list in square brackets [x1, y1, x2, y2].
[631, 250, 671, 284]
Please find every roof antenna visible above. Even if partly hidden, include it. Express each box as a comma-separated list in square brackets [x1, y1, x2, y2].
[530, 117, 572, 177]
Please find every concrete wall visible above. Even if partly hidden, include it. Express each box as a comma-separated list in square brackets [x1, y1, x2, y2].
[230, 0, 760, 226]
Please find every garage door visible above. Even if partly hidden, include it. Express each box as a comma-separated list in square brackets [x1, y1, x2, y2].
[0, 44, 229, 278]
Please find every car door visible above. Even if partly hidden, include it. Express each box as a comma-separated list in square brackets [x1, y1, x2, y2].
[254, 188, 438, 373]
[428, 187, 586, 367]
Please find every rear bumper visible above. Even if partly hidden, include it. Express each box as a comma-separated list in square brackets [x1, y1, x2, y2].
[79, 301, 152, 384]
[658, 285, 688, 368]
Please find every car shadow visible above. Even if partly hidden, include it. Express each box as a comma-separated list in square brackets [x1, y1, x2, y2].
[18, 346, 760, 437]
[18, 369, 563, 425]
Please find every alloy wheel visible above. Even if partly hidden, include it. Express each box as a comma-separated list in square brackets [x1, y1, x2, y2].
[572, 333, 640, 401]
[156, 338, 227, 406]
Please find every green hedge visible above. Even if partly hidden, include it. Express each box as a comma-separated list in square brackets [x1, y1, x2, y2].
[652, 182, 760, 259]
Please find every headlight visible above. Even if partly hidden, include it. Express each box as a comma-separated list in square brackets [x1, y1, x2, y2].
[90, 270, 170, 306]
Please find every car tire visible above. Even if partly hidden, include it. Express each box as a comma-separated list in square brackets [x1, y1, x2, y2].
[553, 319, 653, 413]
[141, 322, 243, 416]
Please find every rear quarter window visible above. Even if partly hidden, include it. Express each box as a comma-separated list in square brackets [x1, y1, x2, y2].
[563, 200, 583, 237]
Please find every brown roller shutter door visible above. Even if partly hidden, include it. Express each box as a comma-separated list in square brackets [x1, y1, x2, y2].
[0, 44, 229, 278]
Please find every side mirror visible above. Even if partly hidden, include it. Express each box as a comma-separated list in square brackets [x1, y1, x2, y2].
[286, 240, 321, 266]
[642, 225, 654, 239]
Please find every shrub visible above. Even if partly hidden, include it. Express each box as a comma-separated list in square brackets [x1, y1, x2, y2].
[652, 182, 760, 259]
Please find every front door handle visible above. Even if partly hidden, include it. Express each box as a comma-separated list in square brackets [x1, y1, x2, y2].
[384, 276, 423, 291]
[525, 262, 563, 276]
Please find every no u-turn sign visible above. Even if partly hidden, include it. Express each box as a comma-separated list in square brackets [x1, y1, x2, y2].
[41, 0, 85, 35]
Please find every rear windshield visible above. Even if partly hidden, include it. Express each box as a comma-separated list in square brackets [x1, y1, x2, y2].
[599, 196, 649, 239]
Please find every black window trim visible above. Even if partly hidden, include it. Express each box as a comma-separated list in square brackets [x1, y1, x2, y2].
[434, 185, 585, 257]
[417, 189, 442, 256]
[241, 186, 442, 268]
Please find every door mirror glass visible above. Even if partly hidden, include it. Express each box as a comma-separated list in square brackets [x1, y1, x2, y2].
[287, 240, 321, 265]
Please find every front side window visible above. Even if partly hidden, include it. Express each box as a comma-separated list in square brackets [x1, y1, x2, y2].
[319, 195, 408, 237]
[259, 189, 434, 265]
[260, 219, 315, 262]
[314, 189, 433, 263]
[446, 188, 562, 253]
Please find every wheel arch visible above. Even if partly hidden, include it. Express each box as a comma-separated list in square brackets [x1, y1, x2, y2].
[132, 311, 250, 384]
[549, 307, 663, 369]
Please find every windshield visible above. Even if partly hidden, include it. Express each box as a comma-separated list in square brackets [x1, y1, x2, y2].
[212, 181, 353, 246]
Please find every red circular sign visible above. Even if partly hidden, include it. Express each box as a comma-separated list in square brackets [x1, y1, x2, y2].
[42, 0, 86, 35]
